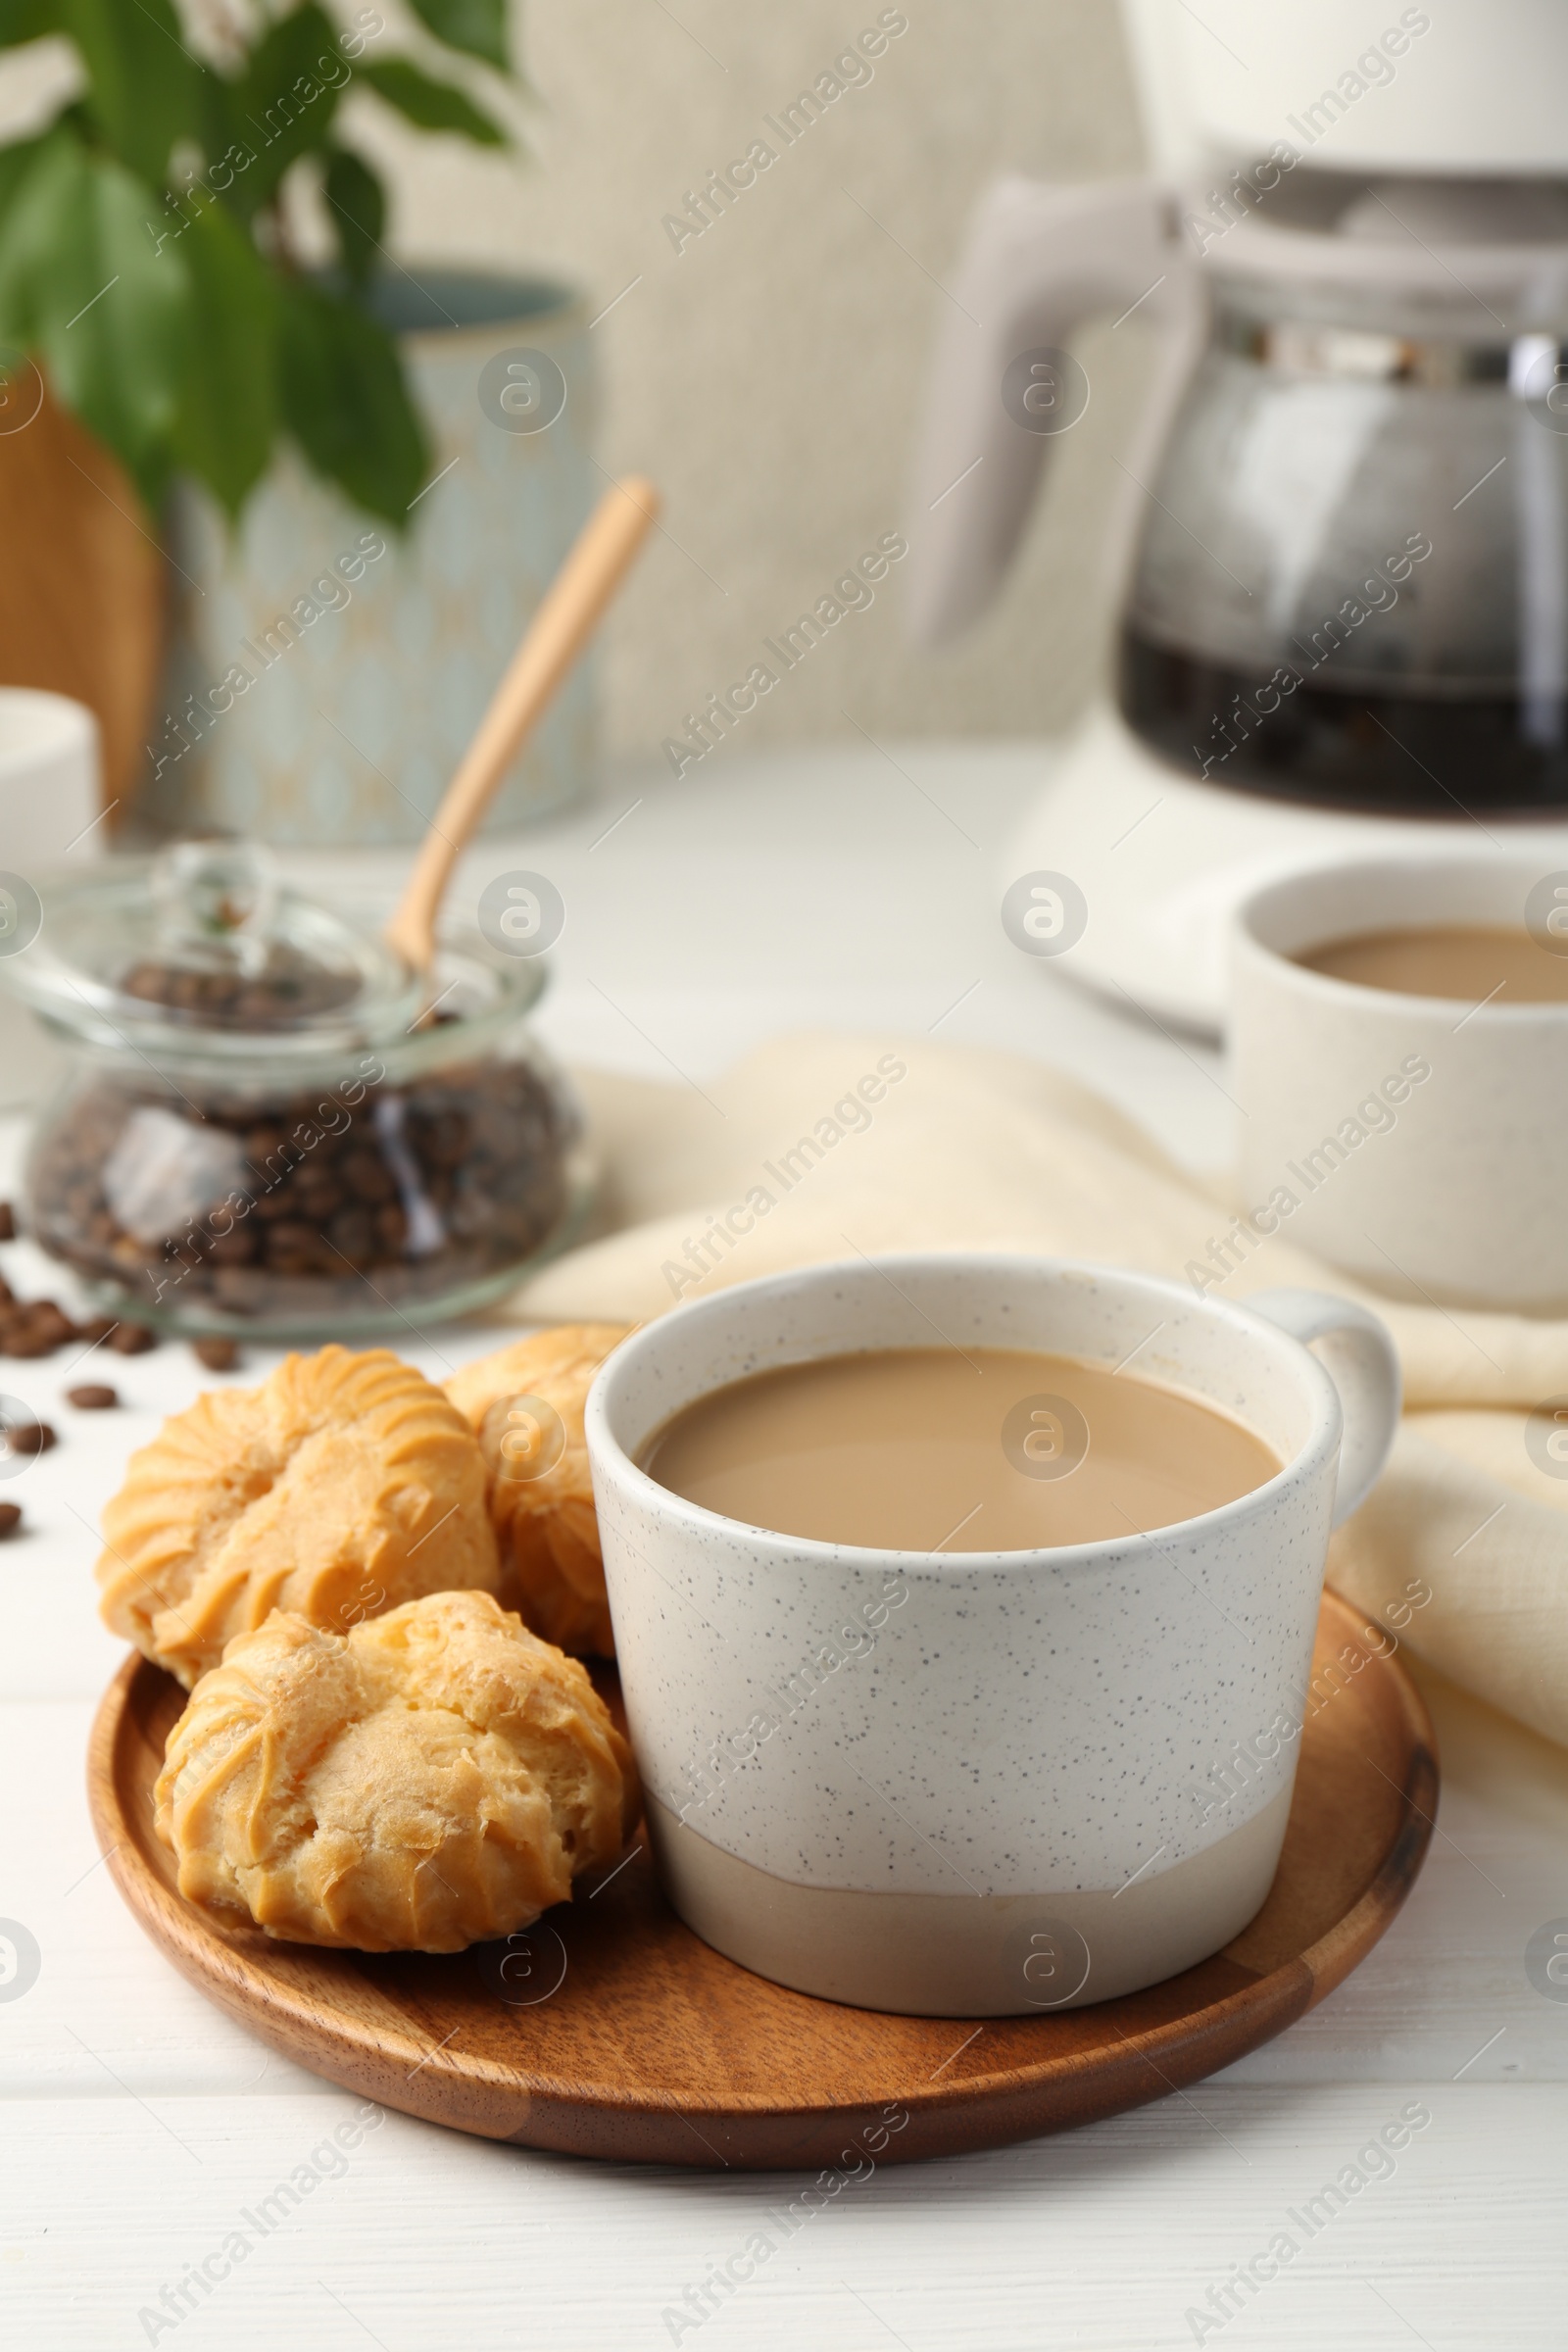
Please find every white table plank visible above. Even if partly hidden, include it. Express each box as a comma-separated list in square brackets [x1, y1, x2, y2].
[2, 2086, 1563, 2350]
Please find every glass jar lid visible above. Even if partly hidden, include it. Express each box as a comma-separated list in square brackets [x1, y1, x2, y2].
[3, 840, 429, 1058]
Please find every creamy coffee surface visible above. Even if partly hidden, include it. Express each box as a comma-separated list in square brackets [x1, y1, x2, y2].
[1297, 923, 1568, 1003]
[639, 1346, 1280, 1551]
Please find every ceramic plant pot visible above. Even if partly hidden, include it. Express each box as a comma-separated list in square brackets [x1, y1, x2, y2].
[144, 271, 596, 846]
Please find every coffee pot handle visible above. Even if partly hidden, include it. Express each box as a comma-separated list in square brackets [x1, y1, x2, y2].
[905, 175, 1202, 646]
[1246, 1289, 1403, 1528]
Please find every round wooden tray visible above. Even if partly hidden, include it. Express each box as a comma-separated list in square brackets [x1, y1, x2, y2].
[89, 1590, 1437, 2171]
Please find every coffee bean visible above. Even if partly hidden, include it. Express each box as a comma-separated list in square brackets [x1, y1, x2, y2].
[109, 1323, 158, 1354]
[78, 1317, 119, 1347]
[327, 1205, 376, 1267]
[0, 1202, 15, 1241]
[208, 1228, 258, 1266]
[3, 1317, 56, 1359]
[8, 1421, 55, 1454]
[341, 1150, 396, 1205]
[0, 1502, 21, 1538]
[28, 1303, 76, 1348]
[22, 1049, 572, 1331]
[120, 952, 359, 1026]
[193, 1338, 239, 1372]
[374, 1202, 408, 1252]
[420, 1111, 468, 1170]
[266, 1221, 323, 1271]
[68, 1384, 119, 1409]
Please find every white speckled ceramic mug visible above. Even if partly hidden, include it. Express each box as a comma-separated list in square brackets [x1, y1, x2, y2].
[585, 1254, 1400, 2016]
[1233, 855, 1568, 1311]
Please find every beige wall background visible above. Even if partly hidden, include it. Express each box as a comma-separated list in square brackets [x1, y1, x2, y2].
[357, 0, 1150, 765]
[3, 1, 1150, 768]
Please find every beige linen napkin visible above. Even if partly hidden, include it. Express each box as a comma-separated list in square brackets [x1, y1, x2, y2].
[514, 1030, 1568, 1748]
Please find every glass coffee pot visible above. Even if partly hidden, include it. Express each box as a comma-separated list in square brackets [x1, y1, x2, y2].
[909, 167, 1568, 814]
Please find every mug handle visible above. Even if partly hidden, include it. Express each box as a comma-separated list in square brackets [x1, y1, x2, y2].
[1246, 1289, 1402, 1527]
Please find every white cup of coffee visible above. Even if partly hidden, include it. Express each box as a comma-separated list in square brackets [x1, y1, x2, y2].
[585, 1253, 1399, 2016]
[1232, 855, 1568, 1311]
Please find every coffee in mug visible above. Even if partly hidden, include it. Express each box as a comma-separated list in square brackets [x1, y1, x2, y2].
[1296, 923, 1568, 1003]
[1234, 856, 1568, 1310]
[587, 1255, 1402, 2015]
[640, 1346, 1280, 1551]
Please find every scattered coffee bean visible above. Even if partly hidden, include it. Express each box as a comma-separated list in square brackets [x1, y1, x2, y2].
[192, 1338, 239, 1372]
[68, 1384, 119, 1409]
[0, 1295, 77, 1357]
[0, 1502, 21, 1538]
[0, 1329, 47, 1361]
[3, 1316, 57, 1360]
[0, 1202, 15, 1241]
[8, 1421, 55, 1455]
[78, 1316, 120, 1348]
[109, 1322, 158, 1354]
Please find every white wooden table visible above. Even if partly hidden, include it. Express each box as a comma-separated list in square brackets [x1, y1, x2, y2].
[4, 745, 1567, 2351]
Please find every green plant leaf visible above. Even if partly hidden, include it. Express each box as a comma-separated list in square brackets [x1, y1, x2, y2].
[57, 0, 201, 188]
[0, 137, 53, 339]
[169, 197, 276, 516]
[323, 145, 385, 289]
[278, 276, 428, 524]
[0, 1, 527, 529]
[0, 128, 48, 241]
[223, 1, 345, 215]
[0, 0, 58, 45]
[2, 133, 190, 507]
[359, 57, 506, 144]
[407, 0, 509, 72]
[194, 55, 245, 193]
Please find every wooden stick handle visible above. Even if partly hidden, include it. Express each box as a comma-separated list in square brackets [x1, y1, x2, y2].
[384, 474, 662, 972]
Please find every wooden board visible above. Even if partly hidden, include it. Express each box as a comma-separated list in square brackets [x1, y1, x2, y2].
[87, 1590, 1437, 2171]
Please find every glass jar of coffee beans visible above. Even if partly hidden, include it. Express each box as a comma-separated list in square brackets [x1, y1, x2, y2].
[3, 844, 591, 1339]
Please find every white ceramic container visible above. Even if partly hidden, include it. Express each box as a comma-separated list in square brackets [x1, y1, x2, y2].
[147, 273, 596, 847]
[0, 688, 103, 1109]
[1233, 855, 1568, 1312]
[585, 1253, 1399, 2016]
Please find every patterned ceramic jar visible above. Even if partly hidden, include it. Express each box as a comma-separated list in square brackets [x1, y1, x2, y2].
[145, 273, 595, 846]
